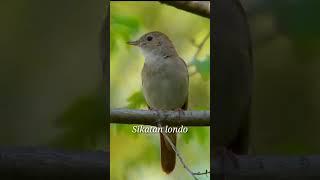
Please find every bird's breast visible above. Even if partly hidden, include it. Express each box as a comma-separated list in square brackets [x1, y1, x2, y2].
[142, 59, 188, 110]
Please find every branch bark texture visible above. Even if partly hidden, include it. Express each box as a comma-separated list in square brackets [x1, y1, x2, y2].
[110, 109, 210, 126]
[159, 1, 210, 19]
[0, 147, 107, 179]
[1, 147, 320, 178]
[213, 155, 320, 177]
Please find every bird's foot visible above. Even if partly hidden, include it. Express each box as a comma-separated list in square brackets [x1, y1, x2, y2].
[174, 108, 185, 113]
[174, 108, 185, 121]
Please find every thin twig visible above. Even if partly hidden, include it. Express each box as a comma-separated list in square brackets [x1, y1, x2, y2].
[159, 1, 210, 18]
[193, 33, 210, 61]
[188, 33, 210, 67]
[194, 169, 211, 176]
[157, 122, 200, 180]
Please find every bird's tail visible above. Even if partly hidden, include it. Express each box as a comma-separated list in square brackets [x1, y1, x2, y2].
[160, 132, 176, 174]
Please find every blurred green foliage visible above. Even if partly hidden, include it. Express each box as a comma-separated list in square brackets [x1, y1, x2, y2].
[51, 94, 105, 150]
[245, 0, 320, 155]
[126, 90, 146, 109]
[271, 0, 320, 60]
[110, 14, 140, 52]
[110, 1, 210, 180]
[0, 0, 104, 149]
[190, 55, 210, 81]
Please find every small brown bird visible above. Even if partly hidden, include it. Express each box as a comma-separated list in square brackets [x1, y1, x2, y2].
[128, 31, 189, 174]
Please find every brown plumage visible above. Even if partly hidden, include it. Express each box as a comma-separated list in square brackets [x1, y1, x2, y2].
[158, 99, 187, 173]
[128, 31, 189, 174]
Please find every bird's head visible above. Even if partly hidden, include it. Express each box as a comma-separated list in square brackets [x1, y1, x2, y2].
[127, 31, 178, 59]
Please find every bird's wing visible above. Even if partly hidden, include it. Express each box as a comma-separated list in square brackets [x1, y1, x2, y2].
[141, 63, 150, 109]
[179, 57, 189, 110]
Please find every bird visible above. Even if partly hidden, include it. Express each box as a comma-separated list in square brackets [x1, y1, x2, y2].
[128, 31, 189, 174]
[213, 0, 253, 171]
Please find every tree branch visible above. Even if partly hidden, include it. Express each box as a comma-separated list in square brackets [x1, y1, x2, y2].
[110, 109, 210, 126]
[188, 32, 210, 68]
[3, 147, 320, 178]
[213, 155, 320, 176]
[191, 32, 210, 61]
[159, 1, 210, 19]
[0, 147, 107, 179]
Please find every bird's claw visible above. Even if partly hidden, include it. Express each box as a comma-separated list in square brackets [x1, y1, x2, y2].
[174, 108, 185, 121]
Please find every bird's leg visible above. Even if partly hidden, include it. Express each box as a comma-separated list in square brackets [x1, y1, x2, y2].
[174, 108, 185, 121]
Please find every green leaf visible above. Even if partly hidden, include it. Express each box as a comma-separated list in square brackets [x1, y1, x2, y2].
[110, 14, 140, 51]
[113, 124, 138, 138]
[181, 127, 209, 146]
[181, 128, 194, 144]
[191, 55, 210, 80]
[111, 15, 140, 34]
[194, 128, 209, 145]
[126, 90, 146, 109]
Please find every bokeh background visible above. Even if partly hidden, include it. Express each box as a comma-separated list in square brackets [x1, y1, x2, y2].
[240, 0, 320, 155]
[2, 0, 319, 179]
[110, 1, 210, 180]
[0, 0, 105, 150]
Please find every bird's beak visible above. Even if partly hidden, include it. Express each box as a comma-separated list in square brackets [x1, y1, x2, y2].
[127, 40, 139, 46]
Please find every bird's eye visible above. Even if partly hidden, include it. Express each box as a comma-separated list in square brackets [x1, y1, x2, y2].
[147, 36, 153, 41]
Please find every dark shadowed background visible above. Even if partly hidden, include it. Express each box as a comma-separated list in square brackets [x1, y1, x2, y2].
[241, 0, 320, 155]
[215, 1, 320, 180]
[0, 0, 106, 150]
[1, 0, 320, 179]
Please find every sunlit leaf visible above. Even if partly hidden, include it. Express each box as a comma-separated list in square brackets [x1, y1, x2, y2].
[112, 15, 140, 34]
[181, 128, 194, 144]
[194, 128, 209, 145]
[191, 55, 210, 80]
[127, 90, 146, 109]
[113, 124, 138, 137]
[110, 14, 141, 51]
